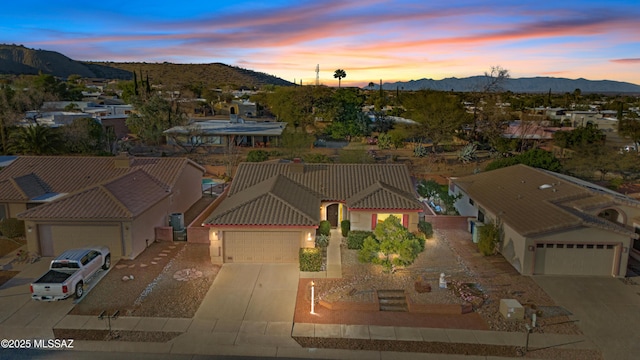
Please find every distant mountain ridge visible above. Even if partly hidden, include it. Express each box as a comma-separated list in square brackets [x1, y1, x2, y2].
[0, 44, 292, 88]
[380, 76, 640, 94]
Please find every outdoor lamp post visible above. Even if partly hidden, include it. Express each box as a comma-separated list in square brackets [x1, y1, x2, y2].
[310, 281, 315, 314]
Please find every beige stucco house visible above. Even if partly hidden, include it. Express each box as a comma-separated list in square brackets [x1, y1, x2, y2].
[203, 161, 423, 264]
[450, 164, 640, 277]
[0, 154, 204, 259]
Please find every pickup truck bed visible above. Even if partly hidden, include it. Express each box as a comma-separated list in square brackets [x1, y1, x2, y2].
[33, 270, 72, 284]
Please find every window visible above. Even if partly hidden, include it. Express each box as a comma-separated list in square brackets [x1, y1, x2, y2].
[477, 210, 485, 223]
[557, 244, 564, 248]
[586, 244, 594, 249]
[606, 245, 614, 250]
[469, 198, 475, 205]
[0, 204, 6, 220]
[545, 243, 553, 248]
[567, 244, 574, 249]
[577, 244, 584, 249]
[81, 255, 90, 265]
[596, 245, 604, 249]
[536, 243, 544, 248]
[377, 214, 403, 224]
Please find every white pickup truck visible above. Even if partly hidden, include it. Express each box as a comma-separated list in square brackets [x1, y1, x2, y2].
[30, 246, 111, 301]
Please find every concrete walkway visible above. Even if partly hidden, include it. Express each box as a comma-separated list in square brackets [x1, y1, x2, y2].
[300, 229, 343, 279]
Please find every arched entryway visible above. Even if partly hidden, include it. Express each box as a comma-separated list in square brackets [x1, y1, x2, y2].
[326, 203, 339, 227]
[597, 208, 625, 224]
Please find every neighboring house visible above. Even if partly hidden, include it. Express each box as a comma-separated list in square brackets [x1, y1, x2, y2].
[450, 164, 640, 277]
[0, 154, 204, 259]
[202, 161, 423, 264]
[164, 117, 287, 148]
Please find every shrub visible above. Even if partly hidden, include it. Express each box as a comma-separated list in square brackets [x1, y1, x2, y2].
[315, 234, 330, 248]
[318, 220, 331, 236]
[477, 221, 502, 256]
[340, 220, 350, 237]
[302, 153, 332, 163]
[357, 216, 422, 273]
[418, 220, 433, 239]
[246, 150, 269, 162]
[347, 230, 374, 250]
[299, 248, 322, 271]
[0, 218, 25, 239]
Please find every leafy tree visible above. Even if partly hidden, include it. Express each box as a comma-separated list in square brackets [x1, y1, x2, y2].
[485, 148, 562, 172]
[618, 118, 640, 152]
[281, 128, 314, 159]
[377, 132, 391, 149]
[357, 215, 422, 273]
[333, 69, 346, 88]
[246, 149, 269, 162]
[553, 125, 606, 150]
[388, 127, 407, 149]
[126, 94, 187, 145]
[404, 90, 471, 152]
[324, 88, 369, 140]
[8, 124, 64, 155]
[61, 117, 107, 154]
[416, 179, 441, 200]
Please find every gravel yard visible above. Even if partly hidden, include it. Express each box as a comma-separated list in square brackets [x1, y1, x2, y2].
[71, 241, 220, 318]
[314, 229, 583, 335]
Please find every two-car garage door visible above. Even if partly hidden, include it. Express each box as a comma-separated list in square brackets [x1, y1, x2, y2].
[224, 231, 300, 263]
[38, 224, 123, 257]
[533, 243, 618, 276]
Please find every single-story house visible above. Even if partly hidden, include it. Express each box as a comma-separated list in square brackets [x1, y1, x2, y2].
[203, 161, 423, 264]
[450, 164, 640, 277]
[164, 117, 287, 148]
[0, 154, 204, 259]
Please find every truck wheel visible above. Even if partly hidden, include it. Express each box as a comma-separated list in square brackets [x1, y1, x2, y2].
[102, 254, 111, 270]
[75, 282, 84, 299]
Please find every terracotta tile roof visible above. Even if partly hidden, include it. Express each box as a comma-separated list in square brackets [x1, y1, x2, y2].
[0, 156, 202, 198]
[347, 181, 423, 210]
[18, 170, 169, 220]
[208, 174, 320, 226]
[452, 164, 640, 237]
[205, 162, 421, 227]
[0, 179, 27, 201]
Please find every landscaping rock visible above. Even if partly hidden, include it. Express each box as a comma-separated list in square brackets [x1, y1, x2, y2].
[414, 276, 431, 293]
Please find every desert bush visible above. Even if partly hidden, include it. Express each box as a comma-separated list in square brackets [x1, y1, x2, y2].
[0, 218, 25, 239]
[299, 248, 322, 271]
[477, 221, 502, 256]
[340, 220, 350, 237]
[315, 234, 330, 248]
[318, 220, 331, 236]
[418, 220, 433, 239]
[246, 150, 269, 162]
[347, 230, 373, 250]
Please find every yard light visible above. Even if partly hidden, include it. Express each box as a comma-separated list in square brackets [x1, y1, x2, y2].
[310, 281, 315, 314]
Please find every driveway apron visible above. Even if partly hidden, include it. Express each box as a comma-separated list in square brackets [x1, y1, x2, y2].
[195, 263, 298, 322]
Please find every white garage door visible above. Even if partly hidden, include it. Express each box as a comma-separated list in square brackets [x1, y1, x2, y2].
[533, 243, 617, 276]
[224, 231, 300, 263]
[39, 224, 123, 257]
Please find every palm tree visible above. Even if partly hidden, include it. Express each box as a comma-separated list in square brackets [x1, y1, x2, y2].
[8, 124, 63, 155]
[334, 69, 346, 88]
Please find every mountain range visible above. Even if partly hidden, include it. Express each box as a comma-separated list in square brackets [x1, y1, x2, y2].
[379, 76, 640, 94]
[2, 44, 639, 93]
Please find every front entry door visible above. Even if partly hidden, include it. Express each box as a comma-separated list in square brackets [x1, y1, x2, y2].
[327, 204, 339, 227]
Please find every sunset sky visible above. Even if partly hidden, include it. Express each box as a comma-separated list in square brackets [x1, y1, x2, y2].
[1, 0, 639, 87]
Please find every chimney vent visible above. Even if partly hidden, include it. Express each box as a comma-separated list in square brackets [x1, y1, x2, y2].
[290, 159, 304, 174]
[114, 152, 132, 168]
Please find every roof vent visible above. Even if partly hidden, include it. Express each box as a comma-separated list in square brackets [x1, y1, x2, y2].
[538, 184, 552, 190]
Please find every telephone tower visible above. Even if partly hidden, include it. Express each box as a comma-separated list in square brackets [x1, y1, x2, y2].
[315, 64, 319, 86]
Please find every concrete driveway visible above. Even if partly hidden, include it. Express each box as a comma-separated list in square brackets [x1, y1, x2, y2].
[195, 263, 299, 323]
[534, 276, 640, 360]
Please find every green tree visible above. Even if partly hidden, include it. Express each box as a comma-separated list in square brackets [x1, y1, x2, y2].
[485, 148, 562, 172]
[404, 90, 471, 152]
[281, 128, 314, 159]
[618, 118, 640, 152]
[477, 220, 502, 256]
[8, 124, 63, 155]
[126, 94, 187, 145]
[61, 117, 107, 154]
[357, 215, 422, 273]
[333, 69, 346, 88]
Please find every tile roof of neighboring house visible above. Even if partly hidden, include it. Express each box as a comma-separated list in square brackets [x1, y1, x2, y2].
[452, 164, 640, 237]
[18, 170, 170, 220]
[205, 162, 421, 227]
[0, 155, 204, 202]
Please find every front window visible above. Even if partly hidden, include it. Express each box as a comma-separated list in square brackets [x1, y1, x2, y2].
[377, 213, 403, 225]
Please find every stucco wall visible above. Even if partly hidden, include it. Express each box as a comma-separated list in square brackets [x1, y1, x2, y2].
[170, 163, 205, 214]
[131, 197, 171, 259]
[8, 203, 26, 218]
